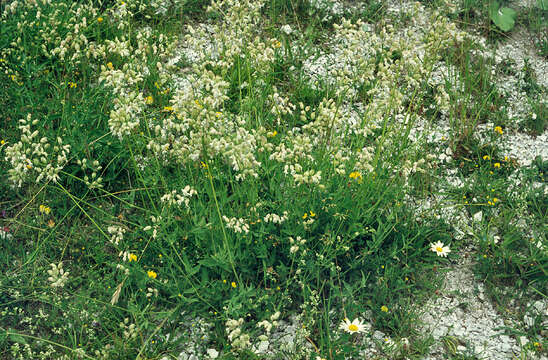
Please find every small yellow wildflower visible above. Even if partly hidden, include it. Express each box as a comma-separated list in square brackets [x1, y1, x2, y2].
[309, 210, 316, 217]
[68, 82, 77, 88]
[483, 155, 490, 160]
[381, 305, 389, 313]
[302, 212, 308, 219]
[106, 62, 114, 70]
[10, 74, 16, 81]
[215, 111, 222, 118]
[147, 270, 157, 279]
[494, 126, 503, 135]
[128, 253, 137, 262]
[47, 219, 55, 228]
[267, 130, 278, 137]
[194, 99, 203, 108]
[494, 162, 500, 168]
[223, 279, 227, 283]
[493, 197, 499, 203]
[349, 171, 362, 180]
[273, 40, 282, 48]
[200, 161, 208, 169]
[145, 95, 153, 104]
[163, 106, 174, 112]
[97, 17, 103, 23]
[0, 140, 5, 145]
[39, 205, 51, 215]
[504, 156, 509, 161]
[231, 282, 237, 288]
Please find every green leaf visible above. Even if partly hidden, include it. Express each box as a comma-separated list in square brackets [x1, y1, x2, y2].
[538, 0, 548, 10]
[489, 2, 517, 32]
[7, 330, 27, 345]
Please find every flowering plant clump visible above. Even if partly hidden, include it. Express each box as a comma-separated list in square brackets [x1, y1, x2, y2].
[0, 0, 544, 358]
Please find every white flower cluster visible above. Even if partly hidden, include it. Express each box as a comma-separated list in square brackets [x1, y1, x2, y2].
[222, 216, 250, 234]
[160, 186, 197, 208]
[47, 263, 69, 288]
[289, 236, 307, 254]
[107, 225, 126, 246]
[226, 318, 250, 350]
[5, 114, 71, 187]
[120, 318, 138, 340]
[263, 212, 288, 224]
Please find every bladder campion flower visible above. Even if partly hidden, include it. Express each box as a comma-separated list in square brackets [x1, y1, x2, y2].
[430, 241, 451, 257]
[339, 318, 366, 334]
[147, 270, 157, 279]
[494, 126, 503, 135]
[381, 305, 388, 312]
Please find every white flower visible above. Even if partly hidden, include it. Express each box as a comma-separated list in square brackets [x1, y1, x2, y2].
[430, 241, 451, 257]
[281, 24, 292, 35]
[339, 318, 367, 334]
[206, 348, 219, 359]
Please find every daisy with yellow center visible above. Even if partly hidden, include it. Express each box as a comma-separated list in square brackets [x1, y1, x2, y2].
[430, 241, 451, 257]
[339, 318, 366, 334]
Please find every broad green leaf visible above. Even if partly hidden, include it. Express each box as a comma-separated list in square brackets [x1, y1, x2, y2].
[538, 0, 548, 10]
[489, 2, 517, 32]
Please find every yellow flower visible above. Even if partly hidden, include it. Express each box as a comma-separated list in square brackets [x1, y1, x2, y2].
[273, 40, 282, 48]
[128, 253, 137, 262]
[494, 163, 500, 168]
[492, 197, 499, 203]
[163, 106, 174, 112]
[483, 155, 490, 160]
[68, 82, 77, 88]
[494, 126, 503, 135]
[145, 95, 153, 104]
[106, 62, 114, 70]
[267, 130, 277, 137]
[381, 305, 389, 312]
[194, 99, 203, 108]
[231, 282, 237, 288]
[97, 17, 103, 23]
[201, 161, 208, 169]
[39, 205, 51, 215]
[309, 210, 316, 217]
[302, 213, 308, 219]
[349, 171, 363, 184]
[223, 279, 227, 283]
[47, 219, 55, 228]
[147, 270, 157, 279]
[0, 140, 5, 145]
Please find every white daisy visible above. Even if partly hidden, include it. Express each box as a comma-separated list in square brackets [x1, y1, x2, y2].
[339, 318, 366, 334]
[430, 241, 451, 257]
